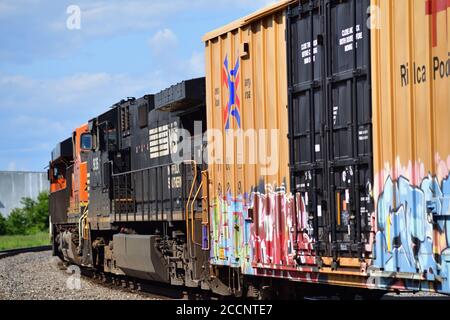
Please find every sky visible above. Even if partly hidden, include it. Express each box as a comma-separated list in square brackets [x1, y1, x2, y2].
[0, 0, 276, 172]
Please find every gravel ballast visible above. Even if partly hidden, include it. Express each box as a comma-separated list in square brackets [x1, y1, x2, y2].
[0, 251, 165, 300]
[0, 251, 448, 300]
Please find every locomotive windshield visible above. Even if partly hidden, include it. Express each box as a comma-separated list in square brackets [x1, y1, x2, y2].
[80, 133, 93, 151]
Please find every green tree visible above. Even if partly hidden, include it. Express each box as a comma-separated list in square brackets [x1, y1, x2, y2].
[4, 191, 49, 235]
[25, 191, 49, 234]
[6, 208, 29, 235]
[0, 214, 7, 235]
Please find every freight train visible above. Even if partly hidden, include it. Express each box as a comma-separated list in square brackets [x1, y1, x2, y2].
[48, 0, 450, 298]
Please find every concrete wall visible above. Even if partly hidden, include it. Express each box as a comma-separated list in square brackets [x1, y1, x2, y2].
[0, 171, 49, 217]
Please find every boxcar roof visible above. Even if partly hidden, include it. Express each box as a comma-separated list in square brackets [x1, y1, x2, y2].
[202, 0, 294, 42]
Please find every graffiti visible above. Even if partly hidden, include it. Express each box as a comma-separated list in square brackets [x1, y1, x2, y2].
[209, 167, 450, 293]
[210, 186, 315, 274]
[222, 55, 241, 130]
[374, 155, 450, 193]
[210, 191, 248, 269]
[425, 0, 450, 47]
[375, 174, 450, 292]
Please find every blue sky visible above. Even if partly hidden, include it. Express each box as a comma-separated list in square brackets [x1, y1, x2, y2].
[0, 0, 275, 172]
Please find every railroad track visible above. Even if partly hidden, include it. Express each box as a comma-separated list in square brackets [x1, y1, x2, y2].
[58, 260, 219, 300]
[0, 247, 216, 300]
[2, 248, 448, 300]
[0, 245, 52, 260]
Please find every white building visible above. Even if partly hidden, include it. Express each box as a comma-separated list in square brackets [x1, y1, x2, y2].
[0, 171, 49, 216]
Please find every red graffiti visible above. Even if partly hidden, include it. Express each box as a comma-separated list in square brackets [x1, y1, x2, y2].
[426, 0, 450, 47]
[251, 192, 315, 268]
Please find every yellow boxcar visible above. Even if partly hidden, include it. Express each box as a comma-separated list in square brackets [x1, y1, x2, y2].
[203, 0, 450, 294]
[203, 1, 293, 271]
[371, 0, 450, 292]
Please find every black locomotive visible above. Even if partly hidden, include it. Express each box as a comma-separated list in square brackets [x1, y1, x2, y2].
[49, 78, 222, 291]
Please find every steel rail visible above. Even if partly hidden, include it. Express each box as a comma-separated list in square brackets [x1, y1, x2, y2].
[0, 245, 52, 260]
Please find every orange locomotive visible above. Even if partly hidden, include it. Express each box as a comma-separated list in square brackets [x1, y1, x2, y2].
[68, 124, 90, 216]
[50, 125, 90, 220]
[49, 124, 91, 265]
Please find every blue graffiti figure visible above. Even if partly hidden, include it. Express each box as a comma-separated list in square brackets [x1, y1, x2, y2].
[375, 176, 437, 274]
[375, 174, 450, 293]
[223, 55, 241, 130]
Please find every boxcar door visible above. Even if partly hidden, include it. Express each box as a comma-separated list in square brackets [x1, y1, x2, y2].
[287, 0, 326, 265]
[288, 0, 374, 266]
[325, 0, 373, 261]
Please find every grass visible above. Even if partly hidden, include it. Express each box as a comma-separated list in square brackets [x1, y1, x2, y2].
[0, 232, 50, 251]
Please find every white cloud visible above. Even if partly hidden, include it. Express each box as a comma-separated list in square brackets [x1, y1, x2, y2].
[0, 0, 281, 65]
[0, 72, 168, 112]
[149, 28, 178, 56]
[7, 162, 16, 171]
[0, 70, 172, 170]
[47, 1, 181, 37]
[11, 116, 66, 136]
[188, 51, 205, 77]
[0, 2, 14, 16]
[0, 0, 282, 171]
[48, 0, 279, 36]
[0, 74, 35, 89]
[0, 143, 53, 155]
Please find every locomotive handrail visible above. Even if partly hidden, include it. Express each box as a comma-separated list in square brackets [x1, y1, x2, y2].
[111, 162, 176, 177]
[184, 160, 198, 257]
[190, 180, 204, 247]
[201, 170, 210, 251]
[78, 206, 89, 246]
[111, 159, 203, 224]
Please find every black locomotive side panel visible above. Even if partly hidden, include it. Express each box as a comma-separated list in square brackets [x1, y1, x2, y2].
[112, 78, 207, 223]
[130, 95, 154, 171]
[88, 107, 119, 229]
